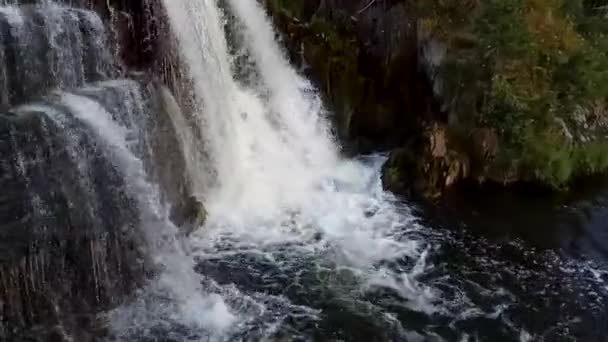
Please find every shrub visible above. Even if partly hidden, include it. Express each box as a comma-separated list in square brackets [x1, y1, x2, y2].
[418, 0, 608, 187]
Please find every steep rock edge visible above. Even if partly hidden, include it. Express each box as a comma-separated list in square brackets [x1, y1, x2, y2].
[266, 0, 608, 198]
[0, 1, 204, 340]
[0, 76, 197, 341]
[265, 0, 441, 153]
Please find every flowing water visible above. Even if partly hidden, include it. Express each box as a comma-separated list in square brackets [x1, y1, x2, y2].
[0, 0, 606, 341]
[112, 0, 606, 341]
[0, 2, 113, 108]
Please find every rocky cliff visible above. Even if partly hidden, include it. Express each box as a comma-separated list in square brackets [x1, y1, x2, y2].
[267, 0, 608, 198]
[0, 1, 200, 340]
[266, 0, 441, 153]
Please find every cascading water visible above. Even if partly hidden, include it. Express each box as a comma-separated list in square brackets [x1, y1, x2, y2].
[0, 0, 606, 340]
[0, 1, 226, 340]
[160, 0, 422, 275]
[151, 0, 608, 341]
[0, 2, 113, 108]
[0, 7, 139, 338]
[157, 0, 435, 336]
[58, 87, 234, 337]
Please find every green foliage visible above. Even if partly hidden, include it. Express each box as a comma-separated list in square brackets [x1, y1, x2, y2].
[421, 0, 608, 187]
[266, 0, 320, 22]
[270, 0, 608, 187]
[476, 0, 534, 59]
[266, 0, 303, 18]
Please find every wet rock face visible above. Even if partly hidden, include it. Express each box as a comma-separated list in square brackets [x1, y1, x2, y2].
[0, 0, 182, 103]
[0, 75, 197, 340]
[0, 4, 114, 110]
[0, 102, 145, 340]
[0, 3, 191, 338]
[53, 0, 165, 71]
[382, 125, 470, 199]
[0, 8, 140, 339]
[267, 0, 439, 153]
[43, 0, 185, 103]
[0, 1, 197, 339]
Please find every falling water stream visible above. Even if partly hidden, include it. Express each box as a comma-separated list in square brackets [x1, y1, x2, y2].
[107, 0, 606, 341]
[0, 0, 606, 341]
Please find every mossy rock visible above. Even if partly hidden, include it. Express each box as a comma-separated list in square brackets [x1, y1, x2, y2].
[382, 147, 418, 196]
[382, 125, 472, 199]
[266, 0, 320, 22]
[171, 195, 207, 236]
[185, 195, 207, 225]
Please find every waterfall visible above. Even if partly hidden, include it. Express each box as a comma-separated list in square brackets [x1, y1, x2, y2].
[161, 0, 340, 221]
[0, 7, 134, 338]
[0, 3, 113, 109]
[0, 0, 606, 340]
[0, 1, 227, 339]
[0, 0, 551, 340]
[162, 0, 420, 258]
[158, 0, 432, 338]
[58, 89, 234, 337]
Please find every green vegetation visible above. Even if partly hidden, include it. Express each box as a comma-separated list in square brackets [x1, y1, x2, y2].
[417, 0, 608, 187]
[268, 0, 608, 190]
[265, 0, 307, 19]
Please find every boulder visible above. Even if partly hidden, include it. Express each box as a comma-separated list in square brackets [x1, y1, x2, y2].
[383, 125, 470, 199]
[172, 195, 207, 236]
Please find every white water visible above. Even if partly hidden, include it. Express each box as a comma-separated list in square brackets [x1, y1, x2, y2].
[58, 91, 235, 337]
[159, 0, 433, 335]
[100, 1, 608, 340]
[158, 0, 427, 266]
[0, 0, 604, 340]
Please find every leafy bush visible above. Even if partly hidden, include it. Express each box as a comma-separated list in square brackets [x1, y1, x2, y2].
[417, 0, 608, 187]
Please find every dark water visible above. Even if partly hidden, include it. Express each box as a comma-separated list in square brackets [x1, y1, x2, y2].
[181, 178, 608, 342]
[2, 1, 604, 340]
[421, 180, 608, 341]
[439, 180, 608, 263]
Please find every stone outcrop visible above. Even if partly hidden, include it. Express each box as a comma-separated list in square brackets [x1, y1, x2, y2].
[267, 0, 463, 195]
[172, 195, 207, 236]
[266, 0, 440, 153]
[267, 0, 608, 198]
[0, 1, 200, 340]
[382, 125, 470, 199]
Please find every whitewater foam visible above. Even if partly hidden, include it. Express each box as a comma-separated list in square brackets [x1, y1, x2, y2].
[56, 90, 234, 337]
[156, 2, 438, 338]
[138, 0, 608, 339]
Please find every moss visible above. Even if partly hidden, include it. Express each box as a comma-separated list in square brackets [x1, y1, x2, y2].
[385, 166, 401, 186]
[381, 147, 417, 194]
[418, 0, 608, 188]
[266, 0, 309, 20]
[268, 0, 608, 192]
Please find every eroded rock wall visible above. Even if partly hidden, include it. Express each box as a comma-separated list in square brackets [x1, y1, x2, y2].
[0, 1, 198, 339]
[267, 0, 440, 153]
